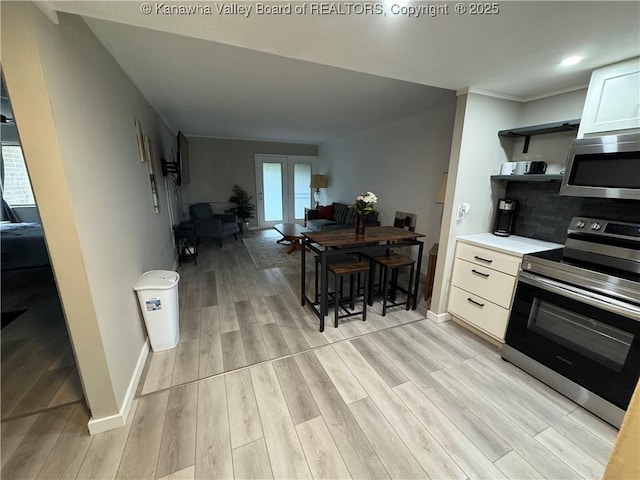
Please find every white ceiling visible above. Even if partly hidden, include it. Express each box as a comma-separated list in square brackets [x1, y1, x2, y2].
[49, 1, 640, 143]
[85, 17, 455, 143]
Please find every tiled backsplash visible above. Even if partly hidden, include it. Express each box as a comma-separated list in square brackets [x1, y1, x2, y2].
[504, 181, 639, 244]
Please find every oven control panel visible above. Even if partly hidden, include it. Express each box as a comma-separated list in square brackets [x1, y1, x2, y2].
[605, 222, 640, 238]
[574, 220, 586, 229]
[569, 217, 640, 240]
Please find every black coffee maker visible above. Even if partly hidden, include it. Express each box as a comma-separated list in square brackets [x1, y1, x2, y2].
[493, 199, 517, 237]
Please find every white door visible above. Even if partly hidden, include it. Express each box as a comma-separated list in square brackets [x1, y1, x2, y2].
[255, 155, 313, 228]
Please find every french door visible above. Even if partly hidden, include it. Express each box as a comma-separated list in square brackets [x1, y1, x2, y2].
[255, 155, 314, 228]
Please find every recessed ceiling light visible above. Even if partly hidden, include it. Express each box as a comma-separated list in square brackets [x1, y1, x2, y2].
[560, 56, 584, 67]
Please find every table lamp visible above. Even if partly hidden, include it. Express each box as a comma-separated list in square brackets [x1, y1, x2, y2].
[310, 175, 328, 208]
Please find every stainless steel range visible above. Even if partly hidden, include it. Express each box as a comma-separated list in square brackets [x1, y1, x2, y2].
[503, 216, 640, 427]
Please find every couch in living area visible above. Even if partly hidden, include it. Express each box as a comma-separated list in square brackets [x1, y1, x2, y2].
[306, 202, 380, 232]
[188, 203, 239, 247]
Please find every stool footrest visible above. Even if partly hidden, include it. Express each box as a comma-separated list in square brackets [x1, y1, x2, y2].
[336, 303, 367, 320]
[328, 261, 370, 275]
[372, 254, 415, 268]
[337, 311, 366, 320]
[384, 299, 409, 309]
[369, 255, 415, 316]
[328, 264, 369, 328]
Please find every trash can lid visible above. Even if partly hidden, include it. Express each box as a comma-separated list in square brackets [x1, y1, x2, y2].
[133, 270, 180, 290]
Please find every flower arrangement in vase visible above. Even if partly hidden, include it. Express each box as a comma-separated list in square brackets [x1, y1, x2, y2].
[350, 191, 377, 235]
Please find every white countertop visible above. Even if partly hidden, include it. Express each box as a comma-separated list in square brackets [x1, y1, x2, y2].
[457, 233, 563, 256]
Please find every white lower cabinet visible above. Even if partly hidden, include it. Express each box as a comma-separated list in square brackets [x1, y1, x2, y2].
[448, 286, 510, 340]
[451, 258, 516, 309]
[448, 241, 520, 342]
[455, 242, 521, 276]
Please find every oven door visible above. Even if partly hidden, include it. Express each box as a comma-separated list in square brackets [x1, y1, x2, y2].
[505, 271, 640, 410]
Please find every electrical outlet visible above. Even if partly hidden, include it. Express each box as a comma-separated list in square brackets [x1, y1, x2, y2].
[456, 203, 470, 220]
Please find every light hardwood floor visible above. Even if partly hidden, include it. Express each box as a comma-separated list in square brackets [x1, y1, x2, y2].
[137, 230, 423, 396]
[1, 266, 83, 421]
[1, 232, 618, 479]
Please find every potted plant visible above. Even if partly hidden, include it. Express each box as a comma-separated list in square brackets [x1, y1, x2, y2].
[229, 184, 255, 233]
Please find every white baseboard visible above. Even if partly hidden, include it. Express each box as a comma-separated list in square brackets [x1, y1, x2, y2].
[87, 339, 149, 435]
[427, 309, 451, 323]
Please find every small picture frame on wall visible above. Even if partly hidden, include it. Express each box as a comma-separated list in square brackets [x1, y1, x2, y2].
[143, 135, 152, 165]
[134, 119, 145, 162]
[144, 135, 160, 214]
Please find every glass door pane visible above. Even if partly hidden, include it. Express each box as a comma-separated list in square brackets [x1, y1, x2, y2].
[293, 163, 312, 220]
[256, 155, 316, 228]
[262, 163, 283, 222]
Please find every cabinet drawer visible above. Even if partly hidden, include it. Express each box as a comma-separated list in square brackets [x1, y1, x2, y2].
[451, 259, 516, 309]
[456, 242, 521, 276]
[448, 286, 510, 341]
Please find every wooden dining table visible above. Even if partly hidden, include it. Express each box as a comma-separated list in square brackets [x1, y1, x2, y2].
[301, 226, 425, 331]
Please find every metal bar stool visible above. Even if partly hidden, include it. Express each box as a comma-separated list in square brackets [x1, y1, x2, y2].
[371, 254, 415, 316]
[314, 252, 355, 304]
[327, 260, 370, 327]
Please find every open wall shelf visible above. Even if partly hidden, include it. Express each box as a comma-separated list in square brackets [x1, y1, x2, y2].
[498, 120, 580, 138]
[491, 174, 564, 182]
[498, 119, 580, 153]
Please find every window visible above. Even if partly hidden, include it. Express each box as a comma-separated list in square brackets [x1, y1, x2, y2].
[1, 145, 35, 206]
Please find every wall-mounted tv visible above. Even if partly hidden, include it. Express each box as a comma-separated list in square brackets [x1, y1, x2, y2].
[177, 131, 189, 186]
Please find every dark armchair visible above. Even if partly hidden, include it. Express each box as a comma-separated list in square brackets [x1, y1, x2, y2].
[188, 203, 239, 248]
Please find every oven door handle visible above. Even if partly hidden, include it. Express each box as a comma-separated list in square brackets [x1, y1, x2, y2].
[519, 271, 640, 321]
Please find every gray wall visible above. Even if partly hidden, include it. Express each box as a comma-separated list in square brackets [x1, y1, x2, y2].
[518, 89, 587, 126]
[3, 3, 178, 425]
[509, 89, 588, 174]
[431, 89, 588, 316]
[182, 136, 318, 225]
[502, 87, 640, 242]
[320, 103, 457, 262]
[13, 206, 41, 223]
[432, 93, 521, 316]
[0, 123, 19, 144]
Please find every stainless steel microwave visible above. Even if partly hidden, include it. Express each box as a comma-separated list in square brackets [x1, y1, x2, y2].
[560, 132, 640, 200]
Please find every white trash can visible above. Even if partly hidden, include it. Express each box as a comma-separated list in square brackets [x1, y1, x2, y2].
[133, 270, 180, 352]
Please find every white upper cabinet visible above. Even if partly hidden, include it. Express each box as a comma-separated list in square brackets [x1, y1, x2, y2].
[578, 57, 640, 138]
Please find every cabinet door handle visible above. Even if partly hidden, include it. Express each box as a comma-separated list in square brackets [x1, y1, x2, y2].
[471, 269, 490, 278]
[467, 297, 485, 308]
[474, 255, 493, 263]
